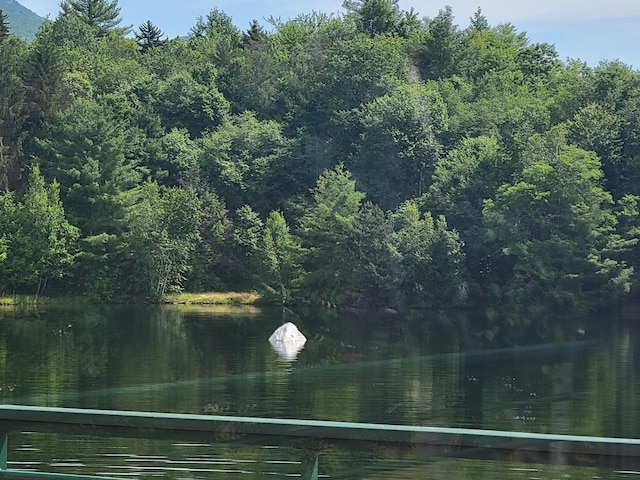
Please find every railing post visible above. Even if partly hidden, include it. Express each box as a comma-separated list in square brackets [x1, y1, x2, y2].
[301, 452, 318, 480]
[0, 433, 7, 470]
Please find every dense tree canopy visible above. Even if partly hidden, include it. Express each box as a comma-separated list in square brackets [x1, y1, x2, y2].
[1, 0, 639, 320]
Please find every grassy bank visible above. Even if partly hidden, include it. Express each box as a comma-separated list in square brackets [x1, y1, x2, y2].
[0, 296, 16, 305]
[1, 292, 262, 306]
[163, 292, 262, 305]
[0, 295, 91, 306]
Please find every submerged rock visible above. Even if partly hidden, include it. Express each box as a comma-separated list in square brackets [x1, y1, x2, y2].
[269, 322, 307, 360]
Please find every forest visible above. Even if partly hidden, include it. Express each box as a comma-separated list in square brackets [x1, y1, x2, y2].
[1, 0, 640, 315]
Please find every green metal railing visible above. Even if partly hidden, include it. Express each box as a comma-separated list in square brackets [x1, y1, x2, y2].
[1, 405, 640, 479]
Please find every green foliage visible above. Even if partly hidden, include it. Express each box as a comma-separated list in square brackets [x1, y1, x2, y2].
[122, 181, 201, 300]
[147, 128, 201, 187]
[615, 194, 640, 278]
[298, 164, 365, 304]
[567, 102, 623, 195]
[0, 165, 79, 295]
[517, 42, 561, 81]
[1, 2, 639, 315]
[427, 135, 509, 231]
[155, 70, 229, 137]
[186, 189, 232, 292]
[232, 204, 264, 258]
[0, 9, 9, 40]
[34, 96, 145, 235]
[199, 112, 296, 213]
[0, 33, 27, 190]
[59, 0, 131, 37]
[391, 200, 466, 308]
[347, 83, 445, 209]
[349, 201, 397, 306]
[318, 34, 408, 114]
[460, 22, 527, 82]
[343, 0, 403, 37]
[243, 20, 267, 46]
[21, 24, 68, 131]
[313, 33, 411, 163]
[0, 235, 6, 265]
[135, 20, 166, 52]
[419, 6, 462, 80]
[188, 9, 243, 99]
[255, 210, 303, 301]
[481, 138, 632, 310]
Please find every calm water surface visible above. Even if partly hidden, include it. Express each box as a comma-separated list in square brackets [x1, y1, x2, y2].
[0, 303, 639, 478]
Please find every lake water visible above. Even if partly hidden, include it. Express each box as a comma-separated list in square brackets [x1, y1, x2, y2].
[0, 303, 639, 478]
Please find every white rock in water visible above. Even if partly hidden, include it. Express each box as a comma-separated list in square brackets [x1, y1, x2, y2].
[269, 322, 307, 360]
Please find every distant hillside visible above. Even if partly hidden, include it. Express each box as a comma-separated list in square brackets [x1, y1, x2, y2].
[1, 0, 44, 40]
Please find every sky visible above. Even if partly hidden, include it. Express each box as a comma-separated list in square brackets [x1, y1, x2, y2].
[17, 0, 640, 68]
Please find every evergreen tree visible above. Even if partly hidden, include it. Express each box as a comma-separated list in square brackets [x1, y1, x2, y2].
[0, 10, 9, 40]
[468, 7, 489, 32]
[243, 19, 267, 46]
[0, 30, 26, 190]
[136, 20, 167, 52]
[343, 0, 402, 37]
[298, 164, 366, 304]
[420, 6, 462, 79]
[59, 0, 132, 37]
[34, 97, 144, 236]
[350, 201, 398, 306]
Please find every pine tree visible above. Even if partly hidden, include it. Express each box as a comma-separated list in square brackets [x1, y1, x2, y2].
[135, 20, 167, 52]
[59, 0, 132, 37]
[243, 20, 267, 46]
[298, 164, 366, 304]
[343, 0, 402, 37]
[0, 9, 9, 40]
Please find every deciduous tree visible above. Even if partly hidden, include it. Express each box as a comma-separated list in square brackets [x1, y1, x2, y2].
[256, 210, 303, 302]
[198, 112, 296, 213]
[0, 165, 78, 295]
[348, 84, 445, 209]
[155, 70, 229, 137]
[122, 182, 201, 300]
[391, 200, 466, 308]
[481, 136, 632, 311]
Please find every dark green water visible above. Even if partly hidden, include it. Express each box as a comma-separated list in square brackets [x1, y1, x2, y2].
[0, 303, 639, 478]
